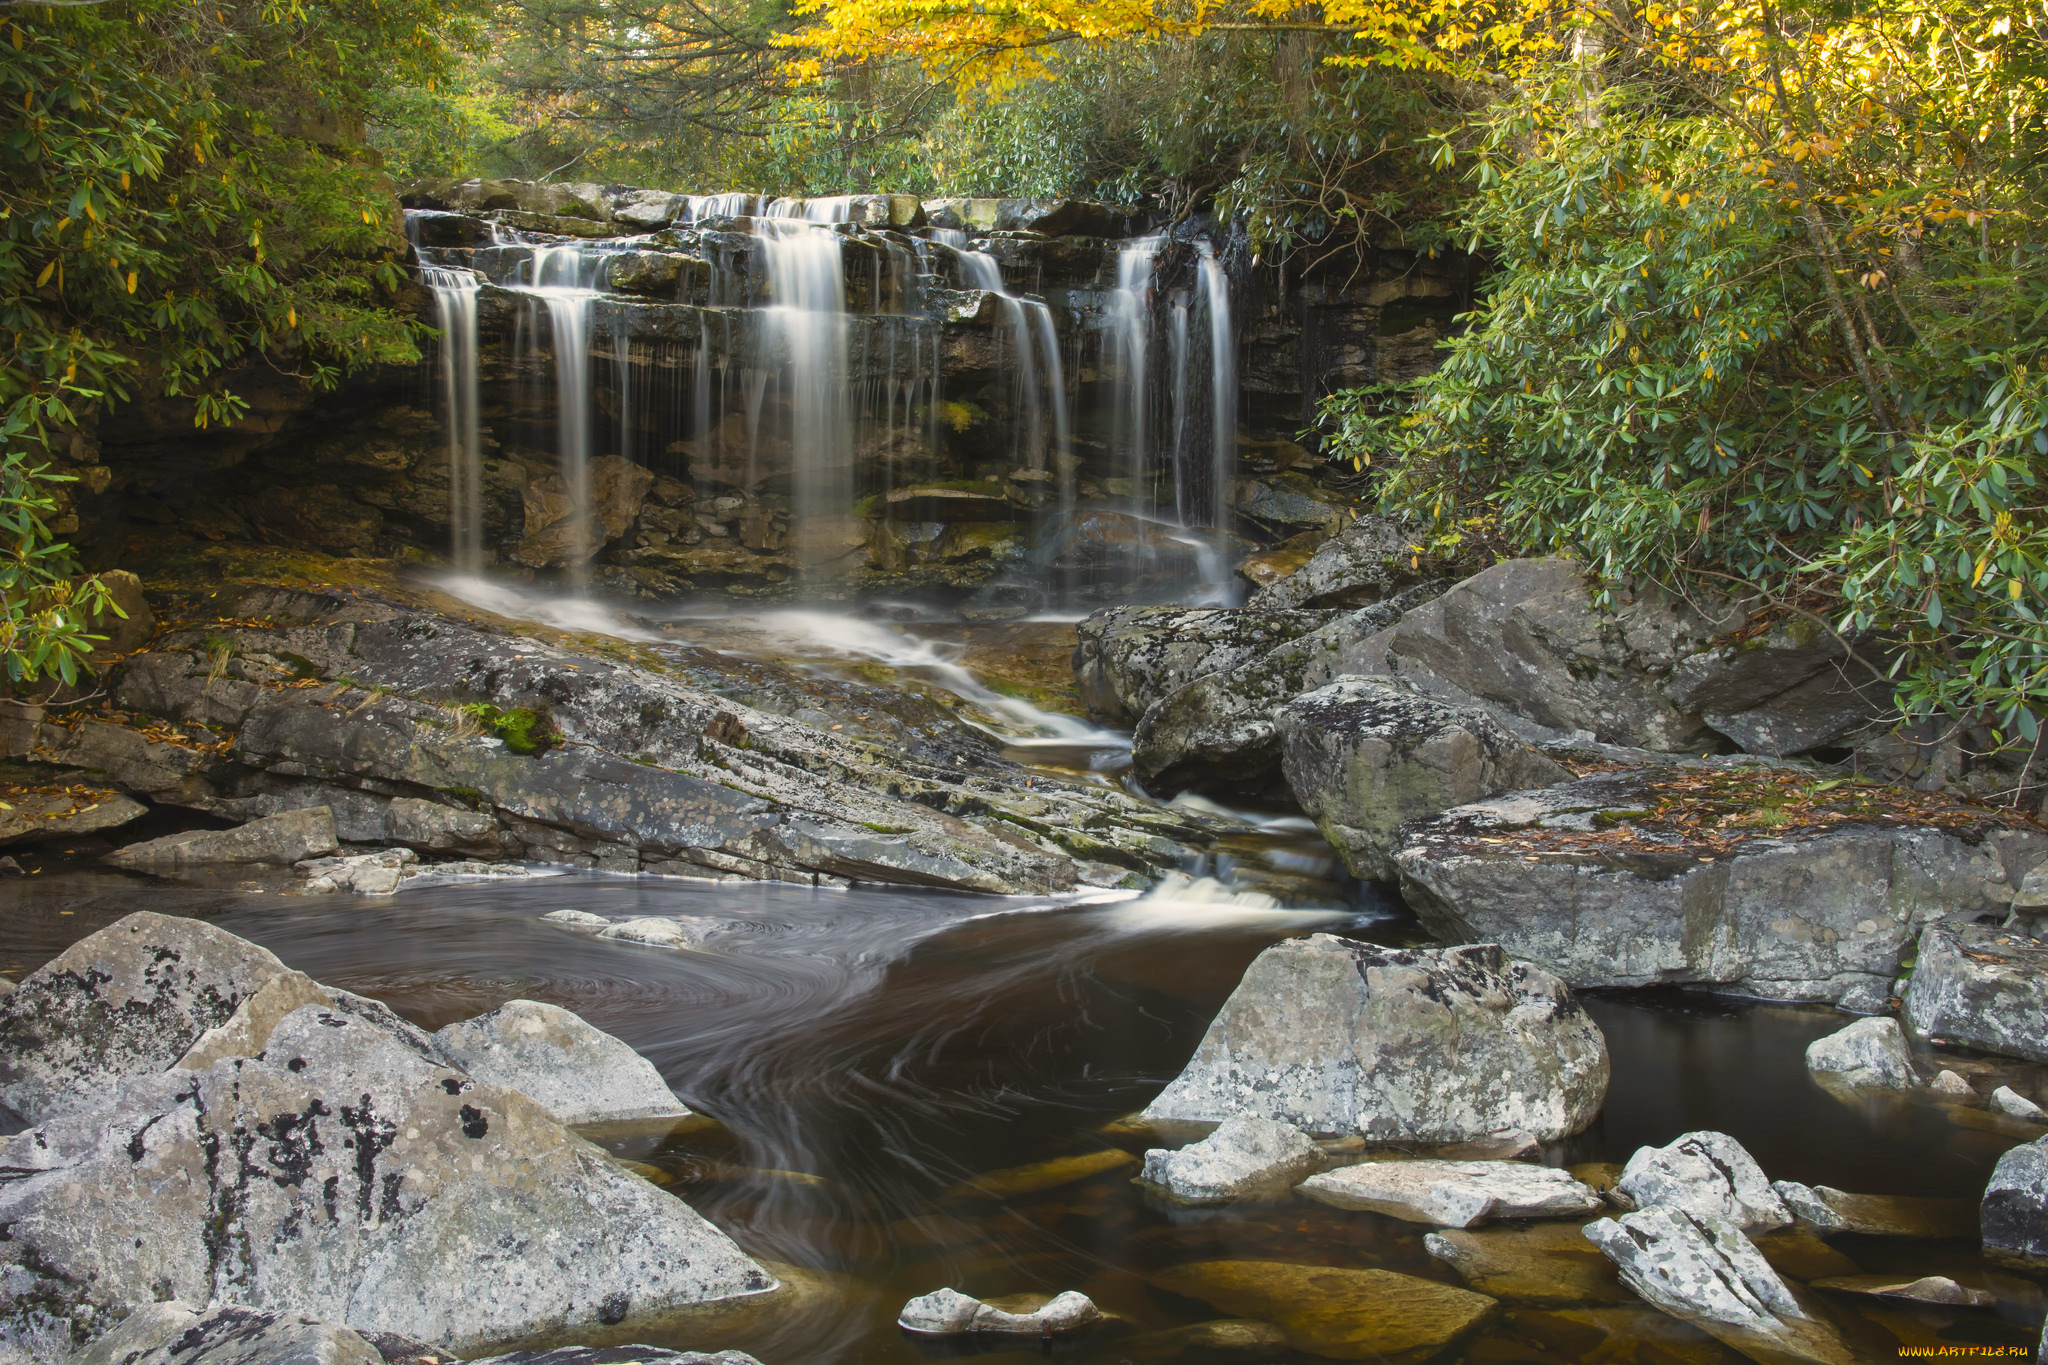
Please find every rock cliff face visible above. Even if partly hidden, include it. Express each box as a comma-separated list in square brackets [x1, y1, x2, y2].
[58, 178, 1469, 605]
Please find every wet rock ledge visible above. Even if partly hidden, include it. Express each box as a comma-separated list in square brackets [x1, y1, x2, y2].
[3, 582, 1212, 894]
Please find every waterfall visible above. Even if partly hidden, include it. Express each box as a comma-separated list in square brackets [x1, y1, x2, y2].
[954, 247, 1070, 477]
[1197, 243, 1237, 536]
[522, 243, 607, 586]
[754, 204, 852, 554]
[420, 264, 484, 572]
[1110, 238, 1160, 509]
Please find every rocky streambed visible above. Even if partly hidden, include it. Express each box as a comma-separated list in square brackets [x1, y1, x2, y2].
[12, 523, 2048, 1363]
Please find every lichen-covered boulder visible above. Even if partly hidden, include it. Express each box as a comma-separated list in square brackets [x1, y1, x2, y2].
[1382, 558, 1735, 752]
[1072, 605, 1337, 726]
[430, 999, 693, 1126]
[1140, 936, 1609, 1142]
[0, 1004, 774, 1353]
[0, 911, 289, 1124]
[67, 1304, 382, 1365]
[1127, 588, 1437, 799]
[1246, 514, 1438, 611]
[1275, 676, 1567, 880]
[1394, 767, 2038, 1010]
[1982, 1133, 2048, 1265]
[1583, 1208, 1858, 1364]
[1615, 1131, 1791, 1232]
[1904, 922, 2048, 1063]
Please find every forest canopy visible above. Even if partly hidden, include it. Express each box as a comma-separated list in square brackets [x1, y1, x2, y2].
[5, 0, 2048, 745]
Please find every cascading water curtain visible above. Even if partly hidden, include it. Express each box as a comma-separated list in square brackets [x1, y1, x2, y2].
[420, 265, 484, 573]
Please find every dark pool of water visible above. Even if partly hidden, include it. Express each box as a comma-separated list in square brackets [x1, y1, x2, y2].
[4, 869, 2044, 1362]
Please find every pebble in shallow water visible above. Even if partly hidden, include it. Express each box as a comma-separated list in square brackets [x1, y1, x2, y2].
[896, 1288, 1100, 1335]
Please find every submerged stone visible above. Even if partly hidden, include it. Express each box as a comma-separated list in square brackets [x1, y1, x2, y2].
[1810, 1274, 1994, 1308]
[1423, 1222, 1632, 1306]
[1773, 1180, 1976, 1238]
[941, 1147, 1138, 1202]
[1149, 1259, 1497, 1363]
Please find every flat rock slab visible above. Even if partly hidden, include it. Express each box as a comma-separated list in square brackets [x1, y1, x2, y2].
[1300, 1159, 1603, 1227]
[1141, 936, 1609, 1143]
[1905, 923, 2048, 1063]
[1150, 1259, 1496, 1362]
[1113, 1318, 1290, 1365]
[1772, 1180, 1977, 1238]
[1424, 1222, 1632, 1305]
[107, 806, 339, 869]
[1810, 1274, 1994, 1307]
[432, 998, 693, 1125]
[1394, 767, 2042, 1009]
[0, 910, 288, 1123]
[941, 1148, 1138, 1203]
[0, 1003, 774, 1351]
[1139, 1115, 1320, 1203]
[0, 785, 146, 846]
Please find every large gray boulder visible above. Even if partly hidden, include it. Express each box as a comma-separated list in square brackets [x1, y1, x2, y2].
[1127, 588, 1439, 798]
[1246, 514, 1439, 611]
[1137, 1115, 1321, 1203]
[67, 1304, 381, 1365]
[1583, 1208, 1858, 1364]
[1905, 922, 2048, 1062]
[0, 1004, 774, 1352]
[0, 911, 289, 1124]
[106, 808, 339, 870]
[1140, 937, 1609, 1142]
[1072, 605, 1337, 726]
[1393, 769, 2037, 1009]
[1663, 619, 1890, 758]
[1275, 677, 1568, 881]
[1615, 1131, 1791, 1232]
[430, 999, 693, 1125]
[1381, 558, 1735, 752]
[1983, 1134, 2048, 1265]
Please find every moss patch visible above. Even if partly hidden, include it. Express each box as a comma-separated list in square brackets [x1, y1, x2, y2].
[460, 703, 562, 756]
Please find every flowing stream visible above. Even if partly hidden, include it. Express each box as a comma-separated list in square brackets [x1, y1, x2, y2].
[6, 865, 2037, 1362]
